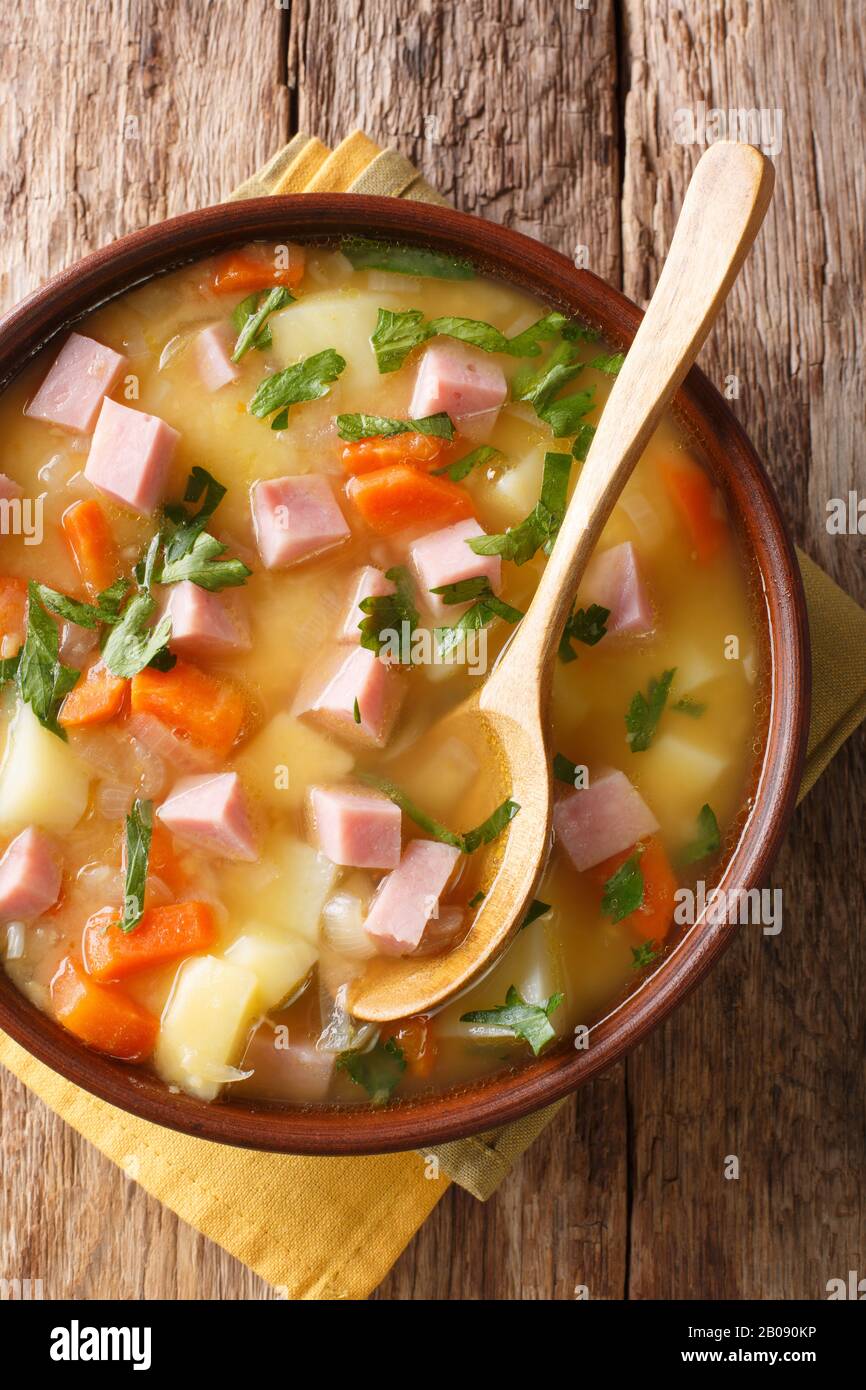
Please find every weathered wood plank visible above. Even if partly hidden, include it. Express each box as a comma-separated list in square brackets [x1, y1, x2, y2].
[620, 0, 866, 1299]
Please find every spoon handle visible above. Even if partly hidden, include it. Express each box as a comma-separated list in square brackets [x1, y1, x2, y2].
[483, 140, 774, 714]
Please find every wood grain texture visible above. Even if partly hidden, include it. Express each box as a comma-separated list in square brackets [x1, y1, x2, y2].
[1, 0, 863, 1301]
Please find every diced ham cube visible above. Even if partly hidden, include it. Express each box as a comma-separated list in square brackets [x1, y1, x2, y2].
[193, 324, 240, 393]
[364, 839, 462, 956]
[410, 519, 501, 617]
[157, 772, 257, 861]
[0, 827, 61, 921]
[84, 397, 179, 515]
[0, 474, 23, 502]
[579, 541, 654, 637]
[251, 474, 350, 570]
[163, 581, 249, 659]
[410, 341, 507, 441]
[127, 713, 217, 776]
[553, 768, 659, 872]
[25, 332, 127, 434]
[241, 1022, 335, 1103]
[308, 784, 402, 870]
[292, 645, 405, 749]
[339, 566, 395, 643]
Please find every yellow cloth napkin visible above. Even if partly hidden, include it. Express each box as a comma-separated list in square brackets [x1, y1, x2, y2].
[2, 131, 865, 1295]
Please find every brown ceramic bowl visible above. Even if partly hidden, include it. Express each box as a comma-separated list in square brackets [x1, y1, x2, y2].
[0, 196, 810, 1154]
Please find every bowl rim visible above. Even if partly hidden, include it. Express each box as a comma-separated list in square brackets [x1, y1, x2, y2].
[0, 194, 811, 1154]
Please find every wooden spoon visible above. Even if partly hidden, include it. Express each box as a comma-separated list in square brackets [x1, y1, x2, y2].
[349, 141, 774, 1023]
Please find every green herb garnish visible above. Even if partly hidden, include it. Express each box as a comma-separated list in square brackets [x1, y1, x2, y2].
[681, 803, 721, 864]
[162, 466, 226, 563]
[625, 668, 676, 752]
[359, 772, 519, 854]
[432, 577, 523, 658]
[459, 985, 563, 1056]
[552, 752, 582, 786]
[336, 411, 454, 442]
[468, 890, 486, 909]
[521, 899, 551, 930]
[432, 445, 500, 482]
[631, 941, 658, 971]
[0, 654, 20, 685]
[512, 341, 585, 412]
[588, 351, 625, 375]
[34, 583, 120, 630]
[572, 423, 596, 462]
[157, 532, 251, 592]
[672, 696, 706, 718]
[369, 307, 582, 373]
[342, 237, 475, 281]
[601, 851, 645, 923]
[231, 286, 293, 362]
[231, 293, 274, 352]
[249, 348, 346, 427]
[538, 388, 595, 438]
[558, 603, 609, 663]
[358, 566, 419, 661]
[337, 1037, 407, 1105]
[101, 591, 173, 679]
[16, 583, 80, 739]
[468, 451, 572, 566]
[121, 798, 152, 933]
[352, 697, 361, 726]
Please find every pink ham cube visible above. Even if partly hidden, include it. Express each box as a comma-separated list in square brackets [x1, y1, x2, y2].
[410, 341, 507, 441]
[84, 397, 179, 515]
[0, 828, 61, 921]
[364, 839, 461, 956]
[0, 474, 23, 502]
[579, 541, 654, 637]
[25, 332, 127, 434]
[410, 519, 501, 617]
[252, 474, 350, 570]
[553, 768, 659, 873]
[339, 566, 395, 643]
[163, 581, 249, 659]
[308, 784, 402, 870]
[241, 1023, 335, 1102]
[157, 772, 257, 861]
[292, 645, 405, 749]
[193, 324, 240, 393]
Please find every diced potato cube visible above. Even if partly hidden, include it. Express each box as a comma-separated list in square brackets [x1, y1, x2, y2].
[226, 930, 317, 1012]
[269, 289, 404, 397]
[156, 954, 259, 1101]
[396, 735, 480, 818]
[634, 731, 728, 822]
[0, 701, 91, 834]
[486, 452, 544, 527]
[220, 836, 339, 946]
[232, 711, 354, 811]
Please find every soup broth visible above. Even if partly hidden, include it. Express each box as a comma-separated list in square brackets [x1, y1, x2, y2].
[0, 239, 761, 1109]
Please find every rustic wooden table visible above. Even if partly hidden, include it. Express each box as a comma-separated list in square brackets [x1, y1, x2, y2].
[1, 0, 863, 1301]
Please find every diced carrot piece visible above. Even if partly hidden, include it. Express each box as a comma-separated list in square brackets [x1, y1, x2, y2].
[659, 456, 728, 564]
[385, 1015, 437, 1079]
[346, 464, 475, 536]
[144, 821, 189, 897]
[210, 245, 305, 295]
[589, 835, 678, 943]
[59, 661, 128, 729]
[50, 955, 158, 1061]
[341, 433, 445, 477]
[130, 660, 245, 759]
[83, 901, 217, 982]
[0, 575, 27, 657]
[61, 499, 120, 597]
